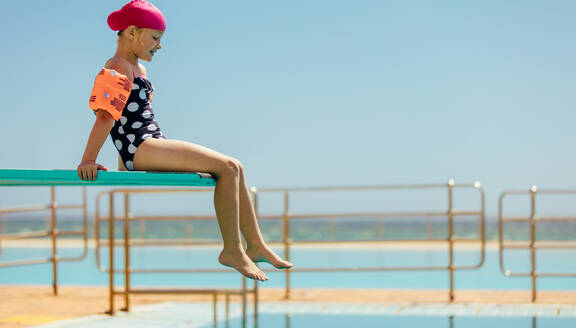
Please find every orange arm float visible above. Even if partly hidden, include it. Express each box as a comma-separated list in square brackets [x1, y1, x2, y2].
[88, 68, 133, 121]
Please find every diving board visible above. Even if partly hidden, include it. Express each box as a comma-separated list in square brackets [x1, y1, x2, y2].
[0, 169, 215, 187]
[0, 168, 218, 303]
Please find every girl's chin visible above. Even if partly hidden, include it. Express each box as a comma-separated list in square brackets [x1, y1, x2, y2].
[137, 52, 154, 62]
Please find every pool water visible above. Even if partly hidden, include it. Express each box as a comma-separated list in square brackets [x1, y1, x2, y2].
[234, 314, 576, 328]
[33, 302, 576, 328]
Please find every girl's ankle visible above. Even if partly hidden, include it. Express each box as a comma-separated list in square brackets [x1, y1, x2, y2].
[245, 240, 267, 251]
[221, 245, 245, 254]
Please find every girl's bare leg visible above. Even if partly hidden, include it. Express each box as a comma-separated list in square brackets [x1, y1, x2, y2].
[132, 138, 268, 281]
[237, 166, 293, 269]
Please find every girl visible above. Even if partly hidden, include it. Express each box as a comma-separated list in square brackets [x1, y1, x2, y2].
[78, 0, 292, 281]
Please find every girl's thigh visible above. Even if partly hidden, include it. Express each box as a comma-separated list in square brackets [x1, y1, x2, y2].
[133, 138, 230, 173]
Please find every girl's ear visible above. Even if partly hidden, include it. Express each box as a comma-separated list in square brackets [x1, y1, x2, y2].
[125, 25, 139, 41]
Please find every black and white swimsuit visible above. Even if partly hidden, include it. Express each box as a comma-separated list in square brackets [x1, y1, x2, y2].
[109, 74, 166, 170]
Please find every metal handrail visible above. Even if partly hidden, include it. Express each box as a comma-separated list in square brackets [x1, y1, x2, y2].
[251, 179, 486, 301]
[92, 180, 486, 303]
[94, 188, 233, 273]
[0, 187, 88, 295]
[499, 187, 576, 302]
[94, 188, 257, 326]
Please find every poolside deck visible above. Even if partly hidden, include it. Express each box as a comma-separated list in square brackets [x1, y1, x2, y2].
[1, 286, 575, 327]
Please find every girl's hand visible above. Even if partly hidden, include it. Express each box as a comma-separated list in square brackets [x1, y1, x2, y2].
[77, 160, 109, 181]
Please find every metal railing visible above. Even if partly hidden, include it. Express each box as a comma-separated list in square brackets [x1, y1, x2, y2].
[0, 179, 488, 318]
[499, 187, 576, 302]
[0, 187, 88, 295]
[94, 188, 258, 326]
[251, 180, 486, 301]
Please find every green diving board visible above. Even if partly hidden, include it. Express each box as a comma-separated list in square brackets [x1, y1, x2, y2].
[0, 169, 215, 187]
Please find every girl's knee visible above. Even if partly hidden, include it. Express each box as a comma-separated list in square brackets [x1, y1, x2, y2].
[232, 158, 244, 174]
[217, 157, 242, 178]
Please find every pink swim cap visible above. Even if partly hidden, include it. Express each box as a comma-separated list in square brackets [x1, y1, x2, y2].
[107, 0, 166, 32]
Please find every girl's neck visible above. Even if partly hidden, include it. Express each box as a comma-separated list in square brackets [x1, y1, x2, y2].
[115, 43, 139, 66]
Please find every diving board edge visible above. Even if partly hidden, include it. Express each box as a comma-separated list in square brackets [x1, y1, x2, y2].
[0, 169, 216, 187]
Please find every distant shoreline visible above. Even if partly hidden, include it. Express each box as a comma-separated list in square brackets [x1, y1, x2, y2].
[0, 238, 500, 250]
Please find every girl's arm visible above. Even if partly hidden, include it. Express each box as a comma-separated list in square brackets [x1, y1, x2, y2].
[79, 58, 133, 180]
[77, 110, 115, 181]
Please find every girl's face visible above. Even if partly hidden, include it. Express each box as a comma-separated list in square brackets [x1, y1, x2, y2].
[134, 28, 164, 62]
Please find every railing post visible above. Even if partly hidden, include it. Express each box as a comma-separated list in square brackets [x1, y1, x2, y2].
[476, 182, 486, 268]
[254, 278, 259, 328]
[50, 186, 58, 296]
[250, 186, 260, 326]
[82, 187, 88, 251]
[212, 292, 217, 328]
[225, 293, 230, 323]
[242, 277, 247, 328]
[285, 313, 291, 328]
[123, 192, 131, 312]
[498, 192, 508, 277]
[529, 186, 538, 302]
[0, 214, 5, 256]
[447, 179, 455, 302]
[107, 192, 115, 315]
[283, 191, 291, 300]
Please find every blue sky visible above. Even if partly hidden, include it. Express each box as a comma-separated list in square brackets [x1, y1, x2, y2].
[0, 1, 575, 217]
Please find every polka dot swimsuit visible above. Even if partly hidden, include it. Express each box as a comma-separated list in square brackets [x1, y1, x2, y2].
[109, 75, 165, 171]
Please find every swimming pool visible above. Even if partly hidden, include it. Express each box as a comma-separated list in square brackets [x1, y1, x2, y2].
[34, 301, 576, 328]
[1, 244, 575, 291]
[239, 314, 576, 328]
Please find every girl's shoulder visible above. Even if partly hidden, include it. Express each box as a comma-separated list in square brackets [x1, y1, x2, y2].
[137, 63, 147, 79]
[104, 57, 134, 79]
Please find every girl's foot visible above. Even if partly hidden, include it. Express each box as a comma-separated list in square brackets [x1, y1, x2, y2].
[218, 250, 268, 281]
[246, 245, 294, 269]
